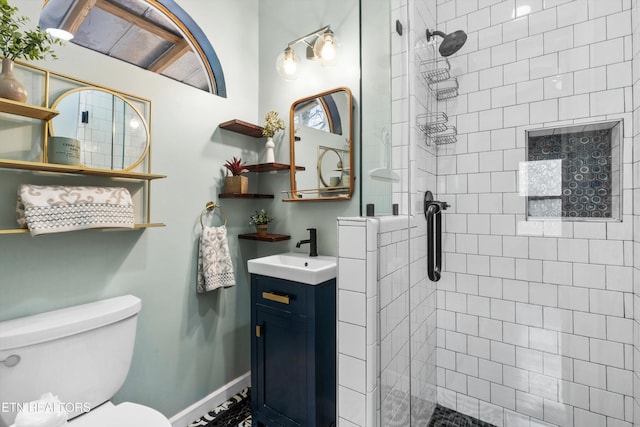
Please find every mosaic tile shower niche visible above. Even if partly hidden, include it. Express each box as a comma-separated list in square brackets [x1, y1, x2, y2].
[522, 121, 621, 220]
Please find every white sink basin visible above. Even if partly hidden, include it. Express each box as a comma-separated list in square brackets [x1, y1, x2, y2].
[247, 252, 337, 285]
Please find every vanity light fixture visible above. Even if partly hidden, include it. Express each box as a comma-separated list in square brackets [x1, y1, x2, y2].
[276, 25, 338, 80]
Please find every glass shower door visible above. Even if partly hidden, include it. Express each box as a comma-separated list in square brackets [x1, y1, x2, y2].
[361, 0, 439, 425]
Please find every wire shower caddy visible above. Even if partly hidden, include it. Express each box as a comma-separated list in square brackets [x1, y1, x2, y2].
[417, 56, 459, 146]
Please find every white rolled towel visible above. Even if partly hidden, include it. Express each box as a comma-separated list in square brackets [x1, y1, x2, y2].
[12, 393, 67, 427]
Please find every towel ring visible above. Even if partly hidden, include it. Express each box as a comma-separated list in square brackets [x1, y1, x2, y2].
[200, 201, 228, 228]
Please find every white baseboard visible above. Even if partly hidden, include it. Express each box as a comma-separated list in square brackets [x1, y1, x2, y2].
[169, 372, 251, 427]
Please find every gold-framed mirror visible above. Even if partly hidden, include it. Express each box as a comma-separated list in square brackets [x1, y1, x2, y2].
[49, 87, 150, 171]
[285, 87, 353, 201]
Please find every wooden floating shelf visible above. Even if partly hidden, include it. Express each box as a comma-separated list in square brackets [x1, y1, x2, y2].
[0, 223, 166, 235]
[0, 98, 59, 121]
[245, 163, 305, 173]
[238, 233, 291, 242]
[219, 119, 264, 138]
[0, 159, 166, 180]
[219, 193, 275, 199]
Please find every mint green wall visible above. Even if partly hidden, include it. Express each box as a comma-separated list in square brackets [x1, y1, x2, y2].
[256, 0, 361, 258]
[0, 0, 260, 418]
[0, 0, 361, 419]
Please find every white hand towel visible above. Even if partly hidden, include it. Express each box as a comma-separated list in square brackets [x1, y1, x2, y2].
[197, 225, 236, 292]
[13, 392, 68, 427]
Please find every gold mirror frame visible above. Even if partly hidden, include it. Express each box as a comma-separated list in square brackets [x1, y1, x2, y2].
[286, 87, 353, 201]
[49, 87, 150, 172]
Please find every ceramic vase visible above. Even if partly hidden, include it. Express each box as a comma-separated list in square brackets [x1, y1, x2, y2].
[265, 137, 275, 163]
[0, 59, 28, 103]
[255, 224, 268, 236]
[224, 175, 248, 194]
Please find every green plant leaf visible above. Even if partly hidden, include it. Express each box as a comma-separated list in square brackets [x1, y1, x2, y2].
[0, 1, 63, 61]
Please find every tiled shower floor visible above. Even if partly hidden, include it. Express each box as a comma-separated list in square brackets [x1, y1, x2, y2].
[428, 405, 497, 427]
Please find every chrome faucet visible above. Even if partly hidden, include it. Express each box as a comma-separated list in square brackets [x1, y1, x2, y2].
[295, 228, 318, 257]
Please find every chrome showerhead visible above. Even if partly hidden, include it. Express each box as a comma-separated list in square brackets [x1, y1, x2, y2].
[426, 29, 468, 57]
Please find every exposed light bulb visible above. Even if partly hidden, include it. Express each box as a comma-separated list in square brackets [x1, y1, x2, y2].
[313, 29, 338, 66]
[276, 46, 299, 80]
[320, 36, 336, 61]
[283, 51, 297, 75]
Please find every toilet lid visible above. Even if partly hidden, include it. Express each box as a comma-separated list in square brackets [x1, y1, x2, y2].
[68, 401, 171, 427]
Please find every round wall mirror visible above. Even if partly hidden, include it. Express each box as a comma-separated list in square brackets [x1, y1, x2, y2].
[317, 146, 349, 196]
[50, 87, 150, 171]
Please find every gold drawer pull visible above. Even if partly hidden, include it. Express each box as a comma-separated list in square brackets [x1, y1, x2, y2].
[262, 291, 290, 304]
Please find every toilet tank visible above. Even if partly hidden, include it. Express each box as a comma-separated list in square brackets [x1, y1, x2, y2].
[0, 295, 141, 427]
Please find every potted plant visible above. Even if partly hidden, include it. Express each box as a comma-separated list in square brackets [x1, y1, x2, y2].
[0, 0, 63, 102]
[262, 110, 285, 163]
[223, 156, 249, 194]
[249, 209, 274, 236]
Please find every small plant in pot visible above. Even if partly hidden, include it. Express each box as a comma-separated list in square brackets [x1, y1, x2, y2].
[249, 209, 274, 236]
[223, 156, 249, 194]
[0, 0, 64, 102]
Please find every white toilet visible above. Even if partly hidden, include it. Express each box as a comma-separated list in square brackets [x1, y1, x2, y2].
[0, 295, 172, 427]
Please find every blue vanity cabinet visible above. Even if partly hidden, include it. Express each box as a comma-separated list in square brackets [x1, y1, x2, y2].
[250, 274, 336, 427]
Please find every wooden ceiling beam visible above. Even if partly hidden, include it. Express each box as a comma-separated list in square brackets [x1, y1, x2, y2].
[147, 39, 190, 73]
[95, 0, 183, 44]
[60, 0, 98, 34]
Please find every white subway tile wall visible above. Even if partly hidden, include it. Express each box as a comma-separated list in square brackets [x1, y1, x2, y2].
[632, 0, 640, 425]
[337, 218, 375, 427]
[338, 215, 438, 427]
[343, 0, 640, 426]
[434, 0, 636, 426]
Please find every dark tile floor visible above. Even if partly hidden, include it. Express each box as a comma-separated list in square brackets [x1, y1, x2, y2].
[188, 388, 251, 427]
[428, 405, 496, 427]
[189, 392, 494, 427]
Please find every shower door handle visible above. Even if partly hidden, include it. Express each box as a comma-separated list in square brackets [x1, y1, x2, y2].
[426, 204, 442, 282]
[424, 191, 448, 282]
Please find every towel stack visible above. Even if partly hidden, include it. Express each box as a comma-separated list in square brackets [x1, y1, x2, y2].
[16, 184, 135, 236]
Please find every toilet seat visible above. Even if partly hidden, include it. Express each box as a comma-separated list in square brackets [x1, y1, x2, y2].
[68, 401, 171, 427]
